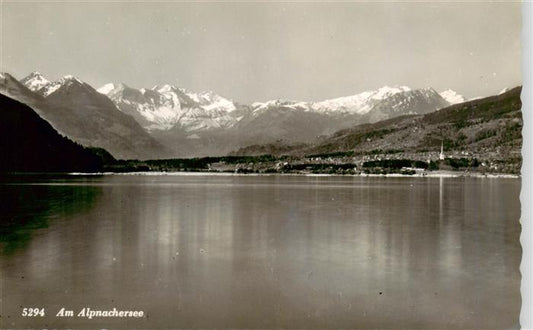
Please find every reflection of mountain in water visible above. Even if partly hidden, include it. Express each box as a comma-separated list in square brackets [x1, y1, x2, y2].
[0, 178, 101, 254]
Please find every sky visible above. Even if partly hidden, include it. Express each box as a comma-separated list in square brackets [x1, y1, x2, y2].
[0, 1, 522, 103]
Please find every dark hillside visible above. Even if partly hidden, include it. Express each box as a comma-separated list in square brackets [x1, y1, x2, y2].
[0, 93, 104, 172]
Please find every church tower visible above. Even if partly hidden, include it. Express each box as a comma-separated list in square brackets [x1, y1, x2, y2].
[439, 141, 445, 160]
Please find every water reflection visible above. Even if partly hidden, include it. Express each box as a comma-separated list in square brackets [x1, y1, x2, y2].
[0, 179, 101, 254]
[0, 175, 521, 329]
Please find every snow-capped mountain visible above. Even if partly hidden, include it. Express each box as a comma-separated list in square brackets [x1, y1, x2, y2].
[99, 80, 453, 136]
[96, 83, 117, 95]
[11, 70, 469, 158]
[14, 72, 168, 159]
[369, 88, 450, 116]
[20, 71, 50, 92]
[98, 81, 454, 156]
[232, 86, 451, 153]
[250, 86, 449, 118]
[98, 83, 242, 131]
[37, 75, 92, 97]
[439, 89, 466, 104]
[97, 83, 179, 130]
[311, 85, 412, 114]
[21, 73, 110, 101]
[183, 89, 237, 113]
[251, 99, 309, 114]
[1, 72, 45, 105]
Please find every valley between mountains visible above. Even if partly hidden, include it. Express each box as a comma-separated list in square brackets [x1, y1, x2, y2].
[0, 71, 522, 175]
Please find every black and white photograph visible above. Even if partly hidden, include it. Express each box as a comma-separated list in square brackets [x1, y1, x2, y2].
[0, 1, 529, 328]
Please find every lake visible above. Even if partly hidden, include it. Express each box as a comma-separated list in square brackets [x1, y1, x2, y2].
[0, 174, 521, 328]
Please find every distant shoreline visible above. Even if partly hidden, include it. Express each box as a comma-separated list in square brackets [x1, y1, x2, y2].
[66, 170, 521, 179]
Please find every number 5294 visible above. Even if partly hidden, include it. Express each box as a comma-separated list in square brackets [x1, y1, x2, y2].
[21, 308, 45, 317]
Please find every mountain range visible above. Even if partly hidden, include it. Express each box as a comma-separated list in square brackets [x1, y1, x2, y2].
[229, 87, 522, 174]
[305, 86, 522, 158]
[1, 72, 167, 159]
[3, 71, 469, 159]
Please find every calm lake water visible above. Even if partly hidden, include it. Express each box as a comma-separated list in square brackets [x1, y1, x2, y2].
[0, 174, 521, 328]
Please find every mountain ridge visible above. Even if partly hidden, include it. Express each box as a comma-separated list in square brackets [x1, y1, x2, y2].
[10, 71, 477, 158]
[2, 72, 169, 160]
[230, 86, 522, 174]
[95, 78, 466, 134]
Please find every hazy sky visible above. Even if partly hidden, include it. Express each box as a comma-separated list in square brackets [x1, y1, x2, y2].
[0, 1, 522, 103]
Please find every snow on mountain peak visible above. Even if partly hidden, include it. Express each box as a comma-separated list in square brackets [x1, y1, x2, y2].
[311, 85, 413, 115]
[40, 83, 61, 97]
[14, 70, 462, 133]
[252, 86, 418, 115]
[153, 84, 177, 93]
[61, 75, 83, 84]
[186, 90, 216, 103]
[97, 83, 117, 95]
[439, 89, 466, 104]
[373, 85, 411, 100]
[251, 99, 306, 113]
[20, 71, 51, 92]
[188, 90, 237, 113]
[100, 81, 241, 132]
[36, 75, 86, 97]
